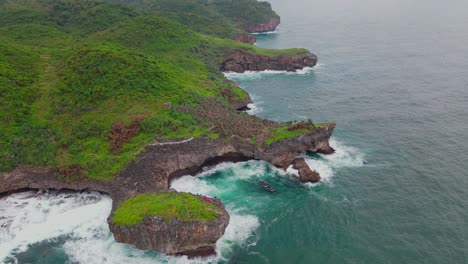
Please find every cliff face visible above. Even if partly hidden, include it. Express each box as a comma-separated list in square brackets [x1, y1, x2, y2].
[0, 124, 335, 199]
[0, 123, 335, 256]
[108, 196, 230, 256]
[0, 166, 111, 196]
[235, 34, 256, 44]
[241, 17, 280, 33]
[220, 52, 318, 73]
[121, 123, 335, 189]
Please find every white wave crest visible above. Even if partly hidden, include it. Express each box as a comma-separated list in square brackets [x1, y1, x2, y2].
[246, 103, 263, 115]
[251, 30, 278, 35]
[0, 190, 113, 262]
[171, 166, 261, 263]
[223, 66, 316, 81]
[0, 189, 260, 264]
[302, 139, 365, 186]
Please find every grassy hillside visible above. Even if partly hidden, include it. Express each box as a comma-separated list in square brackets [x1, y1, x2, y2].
[107, 0, 278, 38]
[0, 0, 314, 180]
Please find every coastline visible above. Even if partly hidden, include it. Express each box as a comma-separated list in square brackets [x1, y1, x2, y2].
[0, 12, 334, 258]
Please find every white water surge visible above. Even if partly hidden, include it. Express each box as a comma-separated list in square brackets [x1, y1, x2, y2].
[223, 66, 317, 81]
[301, 139, 365, 186]
[0, 188, 261, 264]
[0, 140, 362, 263]
[251, 30, 278, 35]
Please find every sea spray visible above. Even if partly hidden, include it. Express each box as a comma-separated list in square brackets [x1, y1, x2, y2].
[251, 30, 278, 35]
[0, 186, 262, 264]
[0, 141, 363, 263]
[223, 66, 317, 81]
[246, 102, 263, 115]
[0, 190, 112, 263]
[302, 139, 365, 186]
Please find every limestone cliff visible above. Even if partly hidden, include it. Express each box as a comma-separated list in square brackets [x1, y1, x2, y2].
[241, 17, 281, 33]
[220, 52, 318, 72]
[235, 34, 256, 44]
[108, 195, 230, 256]
[0, 123, 335, 256]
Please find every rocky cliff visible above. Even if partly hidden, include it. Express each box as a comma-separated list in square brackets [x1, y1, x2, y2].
[241, 17, 280, 33]
[235, 34, 256, 44]
[108, 195, 229, 257]
[0, 37, 329, 258]
[0, 124, 335, 196]
[0, 0, 335, 259]
[220, 52, 318, 72]
[0, 123, 335, 256]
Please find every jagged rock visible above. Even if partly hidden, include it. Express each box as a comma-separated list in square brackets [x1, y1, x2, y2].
[235, 34, 256, 44]
[271, 152, 297, 169]
[221, 87, 253, 110]
[220, 52, 318, 73]
[108, 196, 229, 256]
[241, 17, 280, 33]
[293, 158, 320, 183]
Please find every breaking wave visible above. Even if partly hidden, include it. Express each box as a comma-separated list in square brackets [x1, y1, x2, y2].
[0, 139, 362, 263]
[0, 189, 258, 264]
[302, 139, 365, 186]
[223, 66, 316, 81]
[251, 30, 278, 35]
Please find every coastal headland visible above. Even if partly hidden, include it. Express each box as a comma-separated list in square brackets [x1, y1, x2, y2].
[0, 0, 334, 256]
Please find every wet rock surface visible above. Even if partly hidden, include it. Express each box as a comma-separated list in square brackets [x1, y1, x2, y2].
[293, 158, 321, 183]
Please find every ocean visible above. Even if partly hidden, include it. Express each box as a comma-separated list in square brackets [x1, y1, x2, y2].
[1, 0, 468, 263]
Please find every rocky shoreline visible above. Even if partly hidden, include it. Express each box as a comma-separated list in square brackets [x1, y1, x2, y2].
[0, 48, 331, 257]
[220, 52, 318, 73]
[108, 193, 230, 257]
[234, 16, 281, 44]
[241, 17, 281, 33]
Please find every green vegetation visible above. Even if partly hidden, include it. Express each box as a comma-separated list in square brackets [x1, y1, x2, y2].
[265, 121, 315, 145]
[265, 126, 308, 145]
[107, 0, 278, 38]
[0, 0, 315, 180]
[209, 0, 279, 26]
[112, 192, 219, 226]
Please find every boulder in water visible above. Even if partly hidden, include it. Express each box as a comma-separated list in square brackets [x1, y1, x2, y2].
[109, 192, 229, 256]
[293, 158, 321, 183]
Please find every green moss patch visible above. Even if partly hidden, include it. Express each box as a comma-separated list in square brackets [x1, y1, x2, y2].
[112, 192, 220, 227]
[265, 122, 313, 145]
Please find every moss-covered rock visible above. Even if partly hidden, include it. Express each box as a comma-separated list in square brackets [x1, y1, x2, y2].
[109, 191, 229, 256]
[112, 192, 220, 226]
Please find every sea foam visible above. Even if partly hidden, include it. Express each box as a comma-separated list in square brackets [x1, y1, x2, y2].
[0, 189, 261, 264]
[302, 139, 365, 187]
[0, 139, 362, 263]
[223, 66, 316, 81]
[0, 190, 113, 263]
[251, 30, 278, 35]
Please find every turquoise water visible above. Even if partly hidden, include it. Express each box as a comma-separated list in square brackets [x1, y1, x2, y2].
[1, 0, 468, 263]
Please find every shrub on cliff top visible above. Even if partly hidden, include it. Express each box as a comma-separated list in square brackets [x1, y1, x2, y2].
[112, 192, 220, 227]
